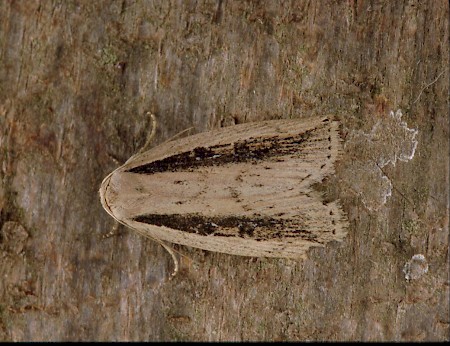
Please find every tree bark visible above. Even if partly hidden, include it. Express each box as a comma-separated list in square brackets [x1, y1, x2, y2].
[0, 0, 448, 341]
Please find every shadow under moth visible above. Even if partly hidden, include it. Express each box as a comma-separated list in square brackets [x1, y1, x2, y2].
[99, 115, 348, 266]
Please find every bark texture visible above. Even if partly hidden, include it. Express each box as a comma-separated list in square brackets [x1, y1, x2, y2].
[0, 0, 448, 341]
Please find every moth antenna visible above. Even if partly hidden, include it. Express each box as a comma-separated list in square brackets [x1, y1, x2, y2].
[163, 126, 195, 144]
[138, 112, 158, 154]
[137, 112, 193, 151]
[157, 241, 179, 278]
[101, 221, 182, 278]
[152, 239, 200, 279]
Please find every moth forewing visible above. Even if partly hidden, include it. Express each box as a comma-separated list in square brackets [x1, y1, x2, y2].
[99, 116, 348, 259]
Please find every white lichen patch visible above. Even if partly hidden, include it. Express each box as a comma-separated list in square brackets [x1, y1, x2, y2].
[343, 110, 418, 211]
[345, 162, 392, 211]
[369, 110, 418, 168]
[403, 254, 429, 281]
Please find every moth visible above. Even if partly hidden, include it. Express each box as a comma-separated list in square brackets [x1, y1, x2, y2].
[99, 115, 348, 265]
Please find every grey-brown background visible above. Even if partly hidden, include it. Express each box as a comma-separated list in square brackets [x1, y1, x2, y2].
[0, 0, 448, 341]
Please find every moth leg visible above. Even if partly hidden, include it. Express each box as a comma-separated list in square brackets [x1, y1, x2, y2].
[101, 221, 120, 239]
[124, 112, 158, 165]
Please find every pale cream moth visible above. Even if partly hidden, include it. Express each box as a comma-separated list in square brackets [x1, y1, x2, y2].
[99, 115, 348, 263]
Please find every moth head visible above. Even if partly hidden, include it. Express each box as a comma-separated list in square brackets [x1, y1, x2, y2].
[99, 171, 119, 221]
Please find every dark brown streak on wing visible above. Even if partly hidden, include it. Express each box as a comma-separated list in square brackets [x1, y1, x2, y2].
[126, 125, 325, 175]
[132, 213, 323, 243]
